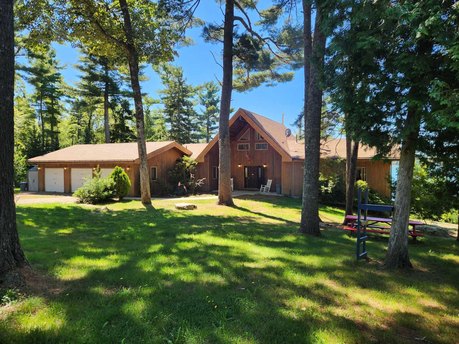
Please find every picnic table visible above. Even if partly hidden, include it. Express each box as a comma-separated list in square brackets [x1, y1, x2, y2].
[343, 215, 424, 239]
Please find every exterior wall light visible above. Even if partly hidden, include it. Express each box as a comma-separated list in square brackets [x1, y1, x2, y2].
[263, 164, 267, 168]
[126, 166, 131, 171]
[237, 164, 242, 168]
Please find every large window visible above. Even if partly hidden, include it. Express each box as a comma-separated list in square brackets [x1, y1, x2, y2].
[255, 143, 268, 150]
[237, 143, 250, 151]
[151, 166, 158, 181]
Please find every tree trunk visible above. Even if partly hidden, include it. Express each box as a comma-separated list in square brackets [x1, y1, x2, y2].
[344, 137, 359, 218]
[384, 109, 421, 269]
[217, 0, 234, 206]
[119, 0, 151, 205]
[103, 64, 110, 143]
[300, 2, 326, 236]
[0, 0, 27, 278]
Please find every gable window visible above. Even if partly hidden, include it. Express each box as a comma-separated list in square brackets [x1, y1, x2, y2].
[237, 143, 250, 151]
[151, 166, 158, 181]
[356, 167, 367, 181]
[212, 166, 219, 179]
[255, 143, 268, 150]
[256, 132, 264, 141]
[238, 129, 250, 141]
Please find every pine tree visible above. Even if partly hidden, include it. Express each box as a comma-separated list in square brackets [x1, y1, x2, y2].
[110, 100, 136, 142]
[159, 65, 198, 144]
[198, 81, 220, 143]
[22, 46, 64, 153]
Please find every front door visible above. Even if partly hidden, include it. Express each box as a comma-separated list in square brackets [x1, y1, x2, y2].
[244, 166, 264, 189]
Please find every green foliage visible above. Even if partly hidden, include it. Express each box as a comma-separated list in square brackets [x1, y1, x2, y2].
[110, 100, 136, 143]
[20, 46, 64, 153]
[1, 289, 21, 305]
[167, 156, 204, 195]
[441, 209, 458, 224]
[73, 167, 115, 204]
[13, 149, 28, 185]
[198, 81, 220, 143]
[318, 158, 346, 205]
[159, 64, 199, 143]
[203, 1, 301, 92]
[109, 166, 131, 200]
[410, 163, 458, 221]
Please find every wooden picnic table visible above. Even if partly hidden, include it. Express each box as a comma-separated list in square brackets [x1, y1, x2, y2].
[343, 215, 424, 239]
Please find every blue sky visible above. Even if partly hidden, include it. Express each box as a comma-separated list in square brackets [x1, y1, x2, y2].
[54, 1, 304, 131]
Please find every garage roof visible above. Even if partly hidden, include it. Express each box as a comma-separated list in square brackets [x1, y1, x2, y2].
[28, 141, 192, 164]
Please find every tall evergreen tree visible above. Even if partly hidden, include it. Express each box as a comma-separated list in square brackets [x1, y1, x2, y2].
[59, 0, 200, 204]
[0, 0, 27, 280]
[204, 0, 301, 206]
[326, 0, 458, 268]
[198, 81, 220, 143]
[22, 46, 64, 153]
[75, 52, 123, 143]
[110, 99, 136, 143]
[159, 64, 198, 144]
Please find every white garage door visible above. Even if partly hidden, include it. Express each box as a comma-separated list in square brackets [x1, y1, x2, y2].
[100, 168, 114, 178]
[71, 168, 93, 192]
[45, 168, 64, 193]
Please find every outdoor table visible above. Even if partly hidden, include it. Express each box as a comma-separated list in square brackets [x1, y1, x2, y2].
[343, 215, 424, 239]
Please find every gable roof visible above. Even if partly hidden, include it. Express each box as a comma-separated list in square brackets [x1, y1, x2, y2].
[193, 108, 400, 162]
[184, 143, 209, 160]
[28, 141, 192, 164]
[195, 108, 293, 162]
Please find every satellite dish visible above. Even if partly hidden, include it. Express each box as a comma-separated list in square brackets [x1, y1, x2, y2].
[285, 128, 292, 137]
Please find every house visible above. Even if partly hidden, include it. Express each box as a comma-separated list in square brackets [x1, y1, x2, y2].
[28, 141, 191, 196]
[27, 108, 398, 198]
[186, 108, 398, 197]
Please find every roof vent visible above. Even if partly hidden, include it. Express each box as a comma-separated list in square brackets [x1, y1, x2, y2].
[285, 128, 292, 137]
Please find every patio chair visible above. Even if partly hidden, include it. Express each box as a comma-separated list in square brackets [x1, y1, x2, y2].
[260, 179, 272, 193]
[230, 178, 234, 191]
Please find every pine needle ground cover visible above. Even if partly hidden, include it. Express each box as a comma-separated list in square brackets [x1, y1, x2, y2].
[1, 196, 457, 343]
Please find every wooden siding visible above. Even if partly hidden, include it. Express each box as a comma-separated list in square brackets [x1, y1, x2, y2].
[199, 126, 283, 192]
[357, 159, 392, 197]
[149, 147, 184, 195]
[281, 161, 304, 197]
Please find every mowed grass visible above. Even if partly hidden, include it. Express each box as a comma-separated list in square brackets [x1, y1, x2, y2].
[1, 196, 458, 344]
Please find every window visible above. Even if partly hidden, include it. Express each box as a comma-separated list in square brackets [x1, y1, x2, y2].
[237, 143, 250, 151]
[212, 166, 219, 179]
[151, 166, 158, 181]
[255, 143, 268, 150]
[356, 167, 367, 181]
[256, 132, 264, 141]
[238, 129, 250, 141]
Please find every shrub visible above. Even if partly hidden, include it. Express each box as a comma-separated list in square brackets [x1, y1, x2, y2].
[73, 169, 115, 204]
[168, 156, 204, 195]
[109, 166, 131, 200]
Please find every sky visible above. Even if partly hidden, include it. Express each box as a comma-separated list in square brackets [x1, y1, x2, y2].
[53, 1, 305, 132]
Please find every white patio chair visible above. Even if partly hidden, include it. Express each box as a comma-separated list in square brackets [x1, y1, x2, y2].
[260, 179, 272, 193]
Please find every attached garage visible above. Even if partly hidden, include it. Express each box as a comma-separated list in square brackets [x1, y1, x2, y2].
[45, 168, 64, 192]
[28, 141, 192, 196]
[71, 168, 93, 192]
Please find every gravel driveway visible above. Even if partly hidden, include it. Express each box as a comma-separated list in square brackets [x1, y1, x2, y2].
[15, 192, 77, 205]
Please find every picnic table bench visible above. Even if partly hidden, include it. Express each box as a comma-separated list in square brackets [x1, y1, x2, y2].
[343, 214, 424, 239]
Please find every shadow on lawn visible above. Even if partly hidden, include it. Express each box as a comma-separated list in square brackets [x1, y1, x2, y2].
[3, 202, 458, 344]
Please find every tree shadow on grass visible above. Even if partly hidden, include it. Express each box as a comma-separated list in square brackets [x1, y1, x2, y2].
[1, 203, 457, 343]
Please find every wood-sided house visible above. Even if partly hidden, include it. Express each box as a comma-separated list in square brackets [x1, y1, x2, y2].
[186, 108, 398, 197]
[28, 108, 397, 198]
[28, 141, 191, 196]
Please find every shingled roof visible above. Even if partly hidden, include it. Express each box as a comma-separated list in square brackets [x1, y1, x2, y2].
[28, 141, 192, 164]
[194, 108, 399, 162]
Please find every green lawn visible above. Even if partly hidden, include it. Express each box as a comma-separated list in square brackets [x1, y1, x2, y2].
[1, 196, 458, 344]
